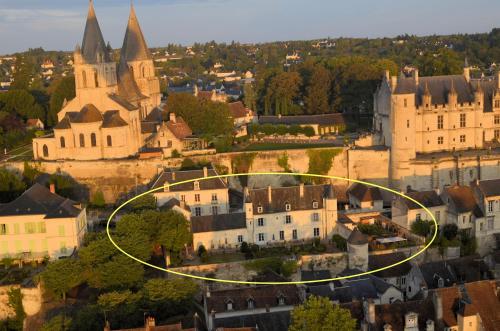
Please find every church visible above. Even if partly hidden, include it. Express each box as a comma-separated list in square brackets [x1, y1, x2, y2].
[33, 1, 189, 160]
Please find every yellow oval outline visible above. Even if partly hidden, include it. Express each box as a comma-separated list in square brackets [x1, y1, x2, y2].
[106, 172, 437, 285]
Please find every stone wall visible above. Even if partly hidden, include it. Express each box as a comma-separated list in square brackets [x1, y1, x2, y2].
[0, 284, 42, 320]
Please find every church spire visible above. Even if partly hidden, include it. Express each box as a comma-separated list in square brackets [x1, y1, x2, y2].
[81, 0, 110, 64]
[120, 2, 152, 62]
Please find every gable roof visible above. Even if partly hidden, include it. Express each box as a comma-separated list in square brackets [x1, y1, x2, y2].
[165, 116, 192, 139]
[444, 185, 483, 217]
[228, 101, 252, 119]
[0, 184, 81, 219]
[120, 4, 152, 62]
[419, 260, 457, 289]
[477, 179, 500, 198]
[213, 311, 290, 331]
[191, 213, 246, 233]
[369, 252, 412, 278]
[373, 297, 436, 331]
[403, 190, 444, 210]
[348, 183, 382, 202]
[152, 168, 227, 191]
[81, 0, 110, 64]
[248, 184, 327, 214]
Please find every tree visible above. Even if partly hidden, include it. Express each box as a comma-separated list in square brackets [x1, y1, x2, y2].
[243, 82, 257, 111]
[411, 219, 432, 237]
[48, 76, 75, 127]
[0, 89, 45, 121]
[41, 259, 85, 301]
[41, 315, 72, 331]
[156, 211, 192, 266]
[442, 224, 458, 240]
[97, 290, 143, 330]
[91, 191, 106, 208]
[48, 173, 79, 200]
[304, 65, 331, 114]
[22, 161, 41, 186]
[143, 278, 198, 304]
[289, 296, 356, 331]
[0, 168, 26, 203]
[266, 71, 302, 115]
[128, 194, 157, 212]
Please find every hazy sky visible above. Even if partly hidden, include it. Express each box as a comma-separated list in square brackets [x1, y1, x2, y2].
[1, 0, 499, 54]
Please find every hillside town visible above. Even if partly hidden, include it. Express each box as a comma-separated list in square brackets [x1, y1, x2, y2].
[0, 1, 499, 331]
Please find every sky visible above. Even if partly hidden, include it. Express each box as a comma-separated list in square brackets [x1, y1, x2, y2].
[1, 0, 500, 54]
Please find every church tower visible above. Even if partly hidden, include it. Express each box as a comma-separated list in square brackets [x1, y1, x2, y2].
[74, 0, 117, 101]
[119, 3, 161, 118]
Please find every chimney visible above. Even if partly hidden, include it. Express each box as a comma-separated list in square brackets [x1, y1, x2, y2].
[49, 184, 56, 194]
[299, 183, 304, 198]
[267, 186, 272, 203]
[278, 113, 282, 119]
[433, 293, 443, 321]
[383, 324, 393, 331]
[390, 76, 398, 91]
[413, 68, 419, 85]
[363, 299, 375, 325]
[434, 187, 440, 196]
[329, 281, 335, 291]
[426, 320, 435, 331]
[203, 166, 208, 178]
[169, 113, 176, 123]
[145, 316, 155, 331]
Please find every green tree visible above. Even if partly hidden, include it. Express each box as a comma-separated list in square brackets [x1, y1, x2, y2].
[411, 219, 432, 237]
[41, 315, 72, 331]
[48, 76, 75, 126]
[0, 168, 26, 203]
[304, 65, 331, 114]
[128, 194, 157, 212]
[91, 190, 106, 208]
[22, 161, 41, 186]
[266, 71, 302, 115]
[143, 278, 198, 304]
[0, 89, 45, 121]
[243, 82, 257, 110]
[41, 259, 85, 301]
[289, 296, 356, 331]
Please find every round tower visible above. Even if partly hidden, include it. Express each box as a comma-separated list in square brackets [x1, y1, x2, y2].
[347, 228, 369, 271]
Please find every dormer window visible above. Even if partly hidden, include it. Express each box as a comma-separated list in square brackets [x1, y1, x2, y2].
[226, 300, 233, 311]
[277, 294, 285, 306]
[247, 298, 255, 309]
[257, 205, 263, 213]
[194, 181, 200, 190]
[285, 203, 291, 211]
[312, 201, 319, 209]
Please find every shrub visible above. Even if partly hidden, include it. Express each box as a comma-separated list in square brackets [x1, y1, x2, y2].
[411, 219, 432, 237]
[171, 149, 181, 158]
[331, 234, 347, 251]
[91, 190, 106, 208]
[442, 224, 458, 240]
[197, 245, 207, 257]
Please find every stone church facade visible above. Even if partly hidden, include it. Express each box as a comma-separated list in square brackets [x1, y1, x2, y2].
[33, 2, 162, 161]
[373, 62, 500, 191]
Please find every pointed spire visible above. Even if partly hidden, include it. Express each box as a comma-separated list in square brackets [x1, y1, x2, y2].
[424, 82, 431, 95]
[81, 0, 110, 64]
[120, 3, 152, 62]
[449, 79, 456, 95]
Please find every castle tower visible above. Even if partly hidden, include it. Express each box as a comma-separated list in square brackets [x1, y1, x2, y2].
[74, 0, 117, 100]
[347, 229, 368, 271]
[119, 3, 161, 117]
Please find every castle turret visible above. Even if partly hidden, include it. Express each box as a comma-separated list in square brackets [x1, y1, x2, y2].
[347, 229, 368, 271]
[324, 183, 338, 239]
[423, 82, 432, 109]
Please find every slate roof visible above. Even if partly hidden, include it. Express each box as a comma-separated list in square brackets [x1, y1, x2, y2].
[102, 111, 128, 128]
[72, 104, 103, 123]
[436, 281, 500, 331]
[141, 121, 157, 134]
[54, 117, 72, 130]
[248, 184, 328, 214]
[348, 183, 382, 202]
[369, 252, 412, 279]
[213, 311, 290, 331]
[477, 179, 500, 198]
[109, 93, 140, 111]
[258, 113, 346, 126]
[80, 1, 111, 64]
[166, 116, 192, 139]
[0, 184, 81, 219]
[206, 285, 300, 314]
[144, 107, 164, 122]
[403, 190, 444, 210]
[120, 4, 152, 62]
[152, 168, 227, 191]
[419, 260, 457, 289]
[117, 59, 146, 103]
[347, 229, 368, 245]
[445, 255, 493, 283]
[444, 185, 483, 217]
[190, 213, 246, 233]
[300, 270, 332, 285]
[373, 297, 436, 331]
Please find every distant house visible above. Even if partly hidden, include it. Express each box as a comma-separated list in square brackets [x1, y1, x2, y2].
[441, 185, 484, 236]
[228, 101, 255, 137]
[347, 183, 383, 211]
[258, 113, 346, 136]
[26, 118, 44, 130]
[472, 179, 500, 252]
[104, 315, 198, 331]
[0, 183, 87, 260]
[392, 189, 446, 229]
[369, 252, 414, 294]
[191, 212, 246, 250]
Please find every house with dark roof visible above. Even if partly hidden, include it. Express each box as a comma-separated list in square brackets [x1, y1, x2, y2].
[203, 285, 301, 331]
[243, 183, 337, 245]
[442, 185, 484, 236]
[369, 252, 415, 295]
[0, 184, 87, 260]
[32, 2, 162, 161]
[392, 189, 446, 230]
[258, 113, 346, 136]
[228, 101, 255, 137]
[347, 183, 383, 211]
[152, 167, 229, 222]
[472, 179, 500, 254]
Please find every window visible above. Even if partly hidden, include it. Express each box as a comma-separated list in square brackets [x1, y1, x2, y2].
[25, 223, 36, 234]
[195, 207, 201, 216]
[406, 119, 410, 128]
[257, 218, 264, 227]
[460, 135, 466, 143]
[438, 136, 444, 145]
[278, 296, 285, 305]
[13, 224, 19, 235]
[0, 224, 6, 235]
[257, 206, 263, 213]
[211, 193, 218, 202]
[462, 215, 466, 224]
[82, 71, 87, 88]
[312, 213, 320, 222]
[495, 129, 500, 140]
[416, 213, 421, 221]
[404, 99, 408, 107]
[79, 134, 85, 147]
[60, 137, 66, 148]
[212, 206, 218, 215]
[58, 225, 65, 236]
[285, 203, 291, 211]
[226, 301, 233, 311]
[60, 242, 67, 254]
[495, 115, 500, 124]
[312, 201, 319, 209]
[437, 115, 444, 129]
[292, 229, 298, 240]
[313, 228, 320, 237]
[194, 181, 200, 190]
[460, 113, 466, 128]
[237, 235, 243, 243]
[195, 194, 201, 202]
[285, 215, 292, 224]
[180, 195, 185, 202]
[247, 299, 255, 309]
[495, 101, 500, 109]
[279, 231, 285, 240]
[106, 135, 112, 147]
[43, 145, 49, 157]
[435, 211, 440, 221]
[401, 277, 406, 285]
[90, 133, 97, 147]
[258, 233, 265, 242]
[488, 201, 494, 213]
[38, 222, 46, 233]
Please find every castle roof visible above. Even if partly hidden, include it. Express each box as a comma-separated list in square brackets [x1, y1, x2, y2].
[347, 228, 368, 245]
[120, 4, 152, 62]
[81, 0, 110, 64]
[117, 59, 146, 103]
[102, 111, 128, 128]
[72, 104, 103, 123]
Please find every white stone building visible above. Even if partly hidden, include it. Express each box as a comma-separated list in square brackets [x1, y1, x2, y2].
[0, 184, 87, 260]
[392, 189, 447, 229]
